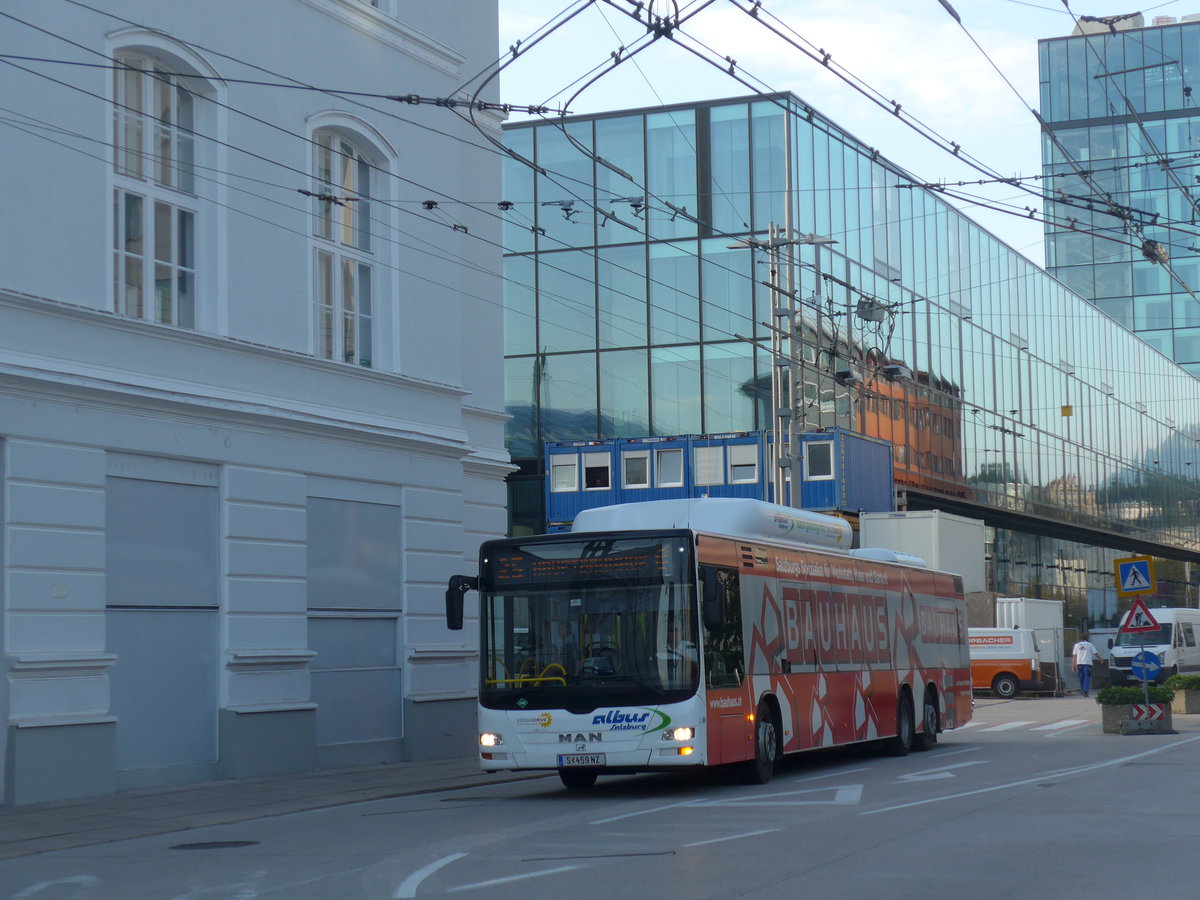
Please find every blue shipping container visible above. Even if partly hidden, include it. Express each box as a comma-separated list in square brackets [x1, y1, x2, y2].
[544, 430, 892, 530]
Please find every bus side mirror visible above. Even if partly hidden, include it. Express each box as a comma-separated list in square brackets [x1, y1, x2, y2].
[445, 575, 477, 630]
[1108, 638, 1114, 649]
[701, 568, 724, 631]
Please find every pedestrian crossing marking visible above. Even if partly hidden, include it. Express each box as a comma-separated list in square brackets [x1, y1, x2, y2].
[952, 717, 1098, 736]
[979, 721, 1036, 732]
[1032, 719, 1089, 731]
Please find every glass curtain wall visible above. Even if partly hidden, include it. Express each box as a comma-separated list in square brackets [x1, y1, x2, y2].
[1040, 21, 1200, 376]
[503, 93, 1200, 621]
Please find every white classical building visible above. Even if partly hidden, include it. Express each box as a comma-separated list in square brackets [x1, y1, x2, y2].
[0, 0, 507, 804]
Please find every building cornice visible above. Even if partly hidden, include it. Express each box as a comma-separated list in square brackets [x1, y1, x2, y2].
[296, 0, 465, 78]
[8, 653, 118, 676]
[0, 289, 490, 460]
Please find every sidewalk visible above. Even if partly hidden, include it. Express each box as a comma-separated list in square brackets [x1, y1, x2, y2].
[0, 756, 550, 860]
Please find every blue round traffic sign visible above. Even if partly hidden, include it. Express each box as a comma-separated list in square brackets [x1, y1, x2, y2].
[1131, 651, 1162, 681]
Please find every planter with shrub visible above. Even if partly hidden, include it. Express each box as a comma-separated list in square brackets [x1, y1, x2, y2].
[1163, 674, 1200, 714]
[1095, 685, 1176, 734]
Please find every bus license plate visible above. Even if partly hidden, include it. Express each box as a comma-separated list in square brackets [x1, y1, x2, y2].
[558, 753, 604, 767]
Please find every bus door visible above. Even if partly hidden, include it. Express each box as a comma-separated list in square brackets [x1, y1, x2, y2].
[699, 563, 747, 765]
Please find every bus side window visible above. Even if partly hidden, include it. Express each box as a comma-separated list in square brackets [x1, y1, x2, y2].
[700, 565, 743, 688]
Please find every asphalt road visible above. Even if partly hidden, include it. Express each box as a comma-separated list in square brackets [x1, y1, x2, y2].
[2, 696, 1195, 899]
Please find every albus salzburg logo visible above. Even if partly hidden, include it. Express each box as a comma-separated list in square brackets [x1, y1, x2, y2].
[591, 708, 670, 733]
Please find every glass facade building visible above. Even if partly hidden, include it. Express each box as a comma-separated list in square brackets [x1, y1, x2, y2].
[502, 93, 1200, 630]
[1040, 15, 1200, 375]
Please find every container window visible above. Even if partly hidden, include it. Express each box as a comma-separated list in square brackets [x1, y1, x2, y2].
[729, 443, 758, 483]
[804, 441, 834, 480]
[583, 455, 611, 490]
[656, 448, 684, 487]
[551, 457, 578, 492]
[622, 451, 649, 488]
[694, 445, 724, 486]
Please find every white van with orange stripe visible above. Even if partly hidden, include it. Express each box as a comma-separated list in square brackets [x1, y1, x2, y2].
[968, 628, 1047, 698]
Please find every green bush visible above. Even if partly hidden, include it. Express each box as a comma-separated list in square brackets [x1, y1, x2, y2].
[1164, 674, 1200, 692]
[1095, 685, 1174, 705]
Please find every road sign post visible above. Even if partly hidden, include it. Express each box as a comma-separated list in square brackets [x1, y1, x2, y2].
[1119, 599, 1161, 709]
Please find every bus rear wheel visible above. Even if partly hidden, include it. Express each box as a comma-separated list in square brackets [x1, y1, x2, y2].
[884, 693, 914, 756]
[558, 769, 598, 789]
[913, 688, 939, 752]
[740, 703, 778, 785]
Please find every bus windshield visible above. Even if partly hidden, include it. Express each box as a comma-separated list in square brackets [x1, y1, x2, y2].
[478, 533, 698, 710]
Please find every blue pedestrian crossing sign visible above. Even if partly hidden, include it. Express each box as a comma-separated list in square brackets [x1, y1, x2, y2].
[1114, 556, 1156, 597]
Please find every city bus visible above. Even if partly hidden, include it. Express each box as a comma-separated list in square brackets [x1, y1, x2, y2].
[445, 497, 972, 789]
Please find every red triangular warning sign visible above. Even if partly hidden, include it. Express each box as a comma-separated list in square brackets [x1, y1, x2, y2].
[1120, 597, 1161, 634]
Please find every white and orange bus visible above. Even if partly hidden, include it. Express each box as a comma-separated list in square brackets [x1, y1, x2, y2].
[445, 498, 972, 789]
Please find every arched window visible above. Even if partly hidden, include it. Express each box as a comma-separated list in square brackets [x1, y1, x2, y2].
[111, 51, 203, 329]
[312, 130, 375, 368]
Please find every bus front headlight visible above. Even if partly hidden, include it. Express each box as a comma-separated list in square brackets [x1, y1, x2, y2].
[662, 726, 695, 742]
[480, 732, 503, 748]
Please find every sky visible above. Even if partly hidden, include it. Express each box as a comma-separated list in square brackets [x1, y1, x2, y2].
[494, 0, 1197, 268]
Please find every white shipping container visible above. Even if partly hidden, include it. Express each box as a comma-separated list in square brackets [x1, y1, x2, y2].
[996, 597, 1064, 666]
[859, 510, 986, 593]
[996, 597, 1064, 632]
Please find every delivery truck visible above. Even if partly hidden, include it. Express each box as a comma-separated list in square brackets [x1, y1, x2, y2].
[968, 627, 1050, 698]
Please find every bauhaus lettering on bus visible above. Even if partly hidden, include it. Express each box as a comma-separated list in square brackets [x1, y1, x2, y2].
[781, 585, 891, 665]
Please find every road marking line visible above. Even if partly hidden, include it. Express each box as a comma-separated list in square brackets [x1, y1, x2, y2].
[14, 877, 101, 899]
[793, 765, 871, 782]
[591, 769, 871, 823]
[685, 828, 781, 847]
[979, 721, 1035, 731]
[689, 784, 863, 807]
[447, 865, 582, 892]
[591, 800, 699, 825]
[931, 746, 983, 758]
[951, 721, 981, 729]
[862, 733, 1200, 815]
[394, 852, 468, 898]
[896, 761, 987, 783]
[1033, 719, 1089, 731]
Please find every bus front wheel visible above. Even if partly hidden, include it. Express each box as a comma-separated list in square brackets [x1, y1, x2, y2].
[558, 769, 598, 790]
[740, 703, 778, 785]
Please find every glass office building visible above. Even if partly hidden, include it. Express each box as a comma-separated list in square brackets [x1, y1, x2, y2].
[502, 93, 1200, 629]
[1040, 14, 1200, 375]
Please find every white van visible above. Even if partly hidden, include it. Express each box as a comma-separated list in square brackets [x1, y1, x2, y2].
[1107, 608, 1200, 685]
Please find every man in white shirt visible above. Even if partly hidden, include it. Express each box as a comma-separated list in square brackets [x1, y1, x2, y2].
[1072, 633, 1100, 697]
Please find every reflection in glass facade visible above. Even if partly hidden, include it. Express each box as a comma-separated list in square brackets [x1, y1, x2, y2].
[503, 93, 1200, 630]
[1039, 17, 1200, 376]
